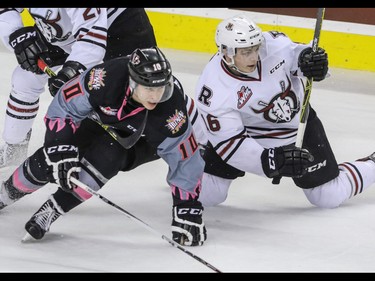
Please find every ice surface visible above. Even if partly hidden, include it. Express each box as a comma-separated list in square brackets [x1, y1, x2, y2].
[0, 49, 375, 273]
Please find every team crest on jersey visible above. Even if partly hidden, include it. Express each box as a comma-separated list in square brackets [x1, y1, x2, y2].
[237, 86, 253, 109]
[165, 110, 186, 134]
[32, 11, 71, 43]
[99, 106, 118, 116]
[251, 78, 299, 123]
[88, 68, 106, 90]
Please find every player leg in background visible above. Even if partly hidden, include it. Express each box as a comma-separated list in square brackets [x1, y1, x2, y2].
[104, 8, 157, 60]
[293, 107, 375, 208]
[199, 141, 245, 207]
[0, 66, 48, 168]
[302, 154, 375, 208]
[24, 119, 160, 239]
[200, 173, 233, 207]
[184, 93, 229, 207]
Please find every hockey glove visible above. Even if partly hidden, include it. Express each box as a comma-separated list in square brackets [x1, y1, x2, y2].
[261, 144, 314, 179]
[172, 200, 207, 246]
[9, 26, 49, 74]
[48, 61, 86, 97]
[298, 47, 328, 81]
[43, 144, 81, 193]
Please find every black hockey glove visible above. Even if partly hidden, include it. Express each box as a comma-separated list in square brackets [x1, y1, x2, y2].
[43, 144, 81, 193]
[261, 144, 314, 180]
[172, 200, 207, 246]
[48, 61, 86, 97]
[298, 47, 328, 81]
[9, 26, 49, 74]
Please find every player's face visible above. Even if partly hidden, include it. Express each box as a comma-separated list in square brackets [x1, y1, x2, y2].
[132, 84, 166, 110]
[233, 45, 260, 73]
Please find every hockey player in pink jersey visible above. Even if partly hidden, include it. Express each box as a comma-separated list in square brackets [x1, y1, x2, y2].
[195, 15, 375, 208]
[0, 8, 157, 168]
[0, 47, 207, 246]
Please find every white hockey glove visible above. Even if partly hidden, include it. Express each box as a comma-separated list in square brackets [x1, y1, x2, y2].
[43, 144, 81, 192]
[171, 200, 207, 246]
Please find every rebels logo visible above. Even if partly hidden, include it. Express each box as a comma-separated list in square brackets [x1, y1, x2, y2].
[10, 30, 37, 48]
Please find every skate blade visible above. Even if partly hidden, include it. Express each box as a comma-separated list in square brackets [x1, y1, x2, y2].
[21, 232, 36, 243]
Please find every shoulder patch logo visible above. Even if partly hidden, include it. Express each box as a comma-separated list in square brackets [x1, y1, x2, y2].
[88, 68, 106, 90]
[166, 110, 187, 134]
[237, 86, 253, 109]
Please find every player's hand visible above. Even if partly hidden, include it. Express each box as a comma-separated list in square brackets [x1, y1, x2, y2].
[9, 26, 48, 74]
[48, 61, 86, 96]
[261, 144, 314, 179]
[171, 200, 207, 246]
[43, 144, 81, 192]
[298, 47, 328, 81]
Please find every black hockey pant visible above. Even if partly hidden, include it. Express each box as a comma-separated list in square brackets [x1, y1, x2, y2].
[104, 8, 157, 60]
[28, 118, 159, 213]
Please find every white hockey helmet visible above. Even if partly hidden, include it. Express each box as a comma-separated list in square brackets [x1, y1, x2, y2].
[215, 15, 263, 62]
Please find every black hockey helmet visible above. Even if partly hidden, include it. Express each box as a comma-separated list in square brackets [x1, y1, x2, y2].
[128, 46, 174, 103]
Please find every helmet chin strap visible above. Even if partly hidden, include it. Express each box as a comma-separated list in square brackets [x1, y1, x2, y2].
[221, 46, 259, 76]
[222, 55, 257, 77]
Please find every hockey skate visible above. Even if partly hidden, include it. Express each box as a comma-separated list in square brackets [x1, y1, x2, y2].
[0, 199, 6, 211]
[0, 181, 10, 211]
[0, 178, 28, 211]
[0, 130, 31, 168]
[23, 197, 64, 240]
[357, 152, 375, 163]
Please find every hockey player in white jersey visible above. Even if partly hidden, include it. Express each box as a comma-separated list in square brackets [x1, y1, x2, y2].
[0, 8, 157, 168]
[195, 15, 375, 208]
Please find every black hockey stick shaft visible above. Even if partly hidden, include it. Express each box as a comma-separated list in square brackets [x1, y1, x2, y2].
[38, 59, 147, 149]
[89, 111, 148, 149]
[295, 8, 325, 148]
[70, 177, 222, 273]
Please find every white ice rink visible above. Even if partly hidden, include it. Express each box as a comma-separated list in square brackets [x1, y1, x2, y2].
[0, 48, 375, 273]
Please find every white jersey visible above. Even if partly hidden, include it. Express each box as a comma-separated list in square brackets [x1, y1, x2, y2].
[195, 31, 310, 177]
[197, 31, 375, 210]
[0, 8, 126, 69]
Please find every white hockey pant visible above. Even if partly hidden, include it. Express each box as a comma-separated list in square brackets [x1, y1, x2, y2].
[3, 66, 48, 144]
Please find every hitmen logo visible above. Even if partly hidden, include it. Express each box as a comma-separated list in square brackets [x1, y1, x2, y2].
[165, 110, 186, 134]
[88, 68, 106, 90]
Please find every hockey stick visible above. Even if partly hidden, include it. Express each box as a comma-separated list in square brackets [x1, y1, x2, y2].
[295, 8, 326, 148]
[38, 59, 147, 149]
[70, 177, 222, 273]
[89, 111, 148, 149]
[37, 58, 56, 77]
